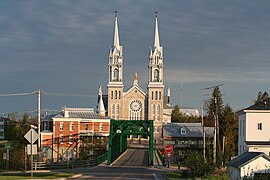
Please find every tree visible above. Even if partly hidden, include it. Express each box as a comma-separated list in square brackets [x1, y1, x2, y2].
[205, 86, 223, 167]
[255, 91, 268, 103]
[219, 104, 238, 164]
[171, 105, 201, 123]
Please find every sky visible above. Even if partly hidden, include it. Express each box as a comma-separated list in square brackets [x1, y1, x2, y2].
[1, 0, 270, 115]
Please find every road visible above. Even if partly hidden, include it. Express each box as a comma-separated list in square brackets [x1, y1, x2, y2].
[64, 148, 168, 180]
[112, 148, 149, 166]
[66, 165, 167, 180]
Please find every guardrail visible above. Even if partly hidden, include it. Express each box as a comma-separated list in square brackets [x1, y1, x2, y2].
[96, 152, 108, 165]
[45, 159, 96, 170]
[155, 147, 165, 166]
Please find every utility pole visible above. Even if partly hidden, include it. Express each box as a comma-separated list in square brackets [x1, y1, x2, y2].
[201, 106, 205, 161]
[33, 89, 45, 161]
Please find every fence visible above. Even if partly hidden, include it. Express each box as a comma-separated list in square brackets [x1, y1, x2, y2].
[96, 152, 108, 165]
[155, 147, 165, 166]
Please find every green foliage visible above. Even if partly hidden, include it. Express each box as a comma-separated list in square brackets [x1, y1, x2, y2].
[220, 104, 238, 163]
[183, 151, 214, 176]
[171, 105, 201, 123]
[255, 91, 268, 103]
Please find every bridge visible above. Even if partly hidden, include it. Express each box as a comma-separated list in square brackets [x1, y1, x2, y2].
[107, 120, 156, 166]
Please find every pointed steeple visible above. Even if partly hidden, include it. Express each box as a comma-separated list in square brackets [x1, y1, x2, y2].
[154, 11, 160, 48]
[113, 11, 120, 48]
[98, 86, 106, 116]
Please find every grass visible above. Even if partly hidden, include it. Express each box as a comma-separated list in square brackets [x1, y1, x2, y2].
[165, 172, 229, 180]
[0, 172, 75, 179]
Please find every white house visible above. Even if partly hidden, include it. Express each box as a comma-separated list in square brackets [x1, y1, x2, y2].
[237, 98, 270, 156]
[227, 151, 270, 179]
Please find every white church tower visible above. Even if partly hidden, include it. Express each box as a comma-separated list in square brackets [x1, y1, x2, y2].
[147, 12, 164, 137]
[107, 12, 123, 119]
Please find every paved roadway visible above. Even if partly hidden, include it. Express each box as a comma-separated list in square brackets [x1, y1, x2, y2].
[112, 148, 149, 166]
[66, 165, 167, 180]
[65, 148, 168, 180]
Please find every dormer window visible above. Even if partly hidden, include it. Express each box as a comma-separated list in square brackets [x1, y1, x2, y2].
[180, 127, 186, 134]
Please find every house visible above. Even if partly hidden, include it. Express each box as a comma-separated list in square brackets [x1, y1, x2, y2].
[162, 123, 214, 162]
[179, 107, 199, 117]
[237, 98, 270, 156]
[227, 151, 270, 179]
[0, 117, 9, 140]
[40, 107, 110, 162]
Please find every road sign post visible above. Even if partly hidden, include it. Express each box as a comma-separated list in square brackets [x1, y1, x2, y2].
[24, 128, 39, 178]
[165, 145, 173, 172]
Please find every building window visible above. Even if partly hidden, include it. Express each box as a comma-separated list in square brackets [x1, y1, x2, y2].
[115, 90, 117, 99]
[70, 122, 74, 131]
[69, 135, 73, 144]
[111, 91, 113, 99]
[99, 123, 103, 132]
[59, 134, 63, 144]
[152, 104, 155, 120]
[159, 91, 161, 100]
[154, 69, 159, 81]
[258, 123, 262, 130]
[157, 105, 160, 121]
[118, 91, 121, 99]
[152, 91, 154, 100]
[155, 91, 158, 100]
[84, 123, 88, 130]
[180, 127, 186, 134]
[113, 68, 119, 81]
[60, 122, 64, 131]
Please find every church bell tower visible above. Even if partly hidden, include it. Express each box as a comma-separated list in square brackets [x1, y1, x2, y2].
[107, 12, 123, 120]
[147, 12, 164, 137]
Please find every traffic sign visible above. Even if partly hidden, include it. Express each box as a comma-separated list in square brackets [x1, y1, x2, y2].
[165, 144, 173, 154]
[27, 144, 37, 155]
[24, 129, 39, 144]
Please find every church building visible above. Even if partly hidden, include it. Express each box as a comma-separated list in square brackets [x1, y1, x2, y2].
[98, 13, 173, 138]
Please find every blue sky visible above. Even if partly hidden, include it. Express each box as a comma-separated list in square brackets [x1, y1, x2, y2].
[1, 0, 270, 114]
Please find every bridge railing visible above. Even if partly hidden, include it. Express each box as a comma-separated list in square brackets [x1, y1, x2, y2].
[96, 152, 108, 165]
[155, 147, 165, 166]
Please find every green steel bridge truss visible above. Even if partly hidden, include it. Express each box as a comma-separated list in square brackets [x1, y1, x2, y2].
[107, 120, 154, 166]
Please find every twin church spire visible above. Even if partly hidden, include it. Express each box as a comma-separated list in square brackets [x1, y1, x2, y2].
[108, 11, 163, 86]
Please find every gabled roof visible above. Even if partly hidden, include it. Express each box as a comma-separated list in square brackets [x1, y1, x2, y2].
[163, 123, 214, 138]
[42, 110, 109, 120]
[123, 84, 146, 98]
[241, 98, 270, 111]
[227, 152, 270, 168]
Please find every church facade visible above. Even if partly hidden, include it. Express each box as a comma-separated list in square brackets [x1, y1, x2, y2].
[99, 13, 172, 138]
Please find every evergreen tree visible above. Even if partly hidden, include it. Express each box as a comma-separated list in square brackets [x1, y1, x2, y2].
[205, 86, 223, 167]
[219, 104, 238, 164]
[255, 91, 268, 103]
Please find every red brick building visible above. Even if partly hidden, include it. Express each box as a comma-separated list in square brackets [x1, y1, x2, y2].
[41, 107, 110, 162]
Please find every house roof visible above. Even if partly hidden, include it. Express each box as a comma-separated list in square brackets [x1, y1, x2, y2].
[241, 98, 270, 111]
[227, 152, 270, 168]
[42, 110, 109, 120]
[163, 123, 214, 138]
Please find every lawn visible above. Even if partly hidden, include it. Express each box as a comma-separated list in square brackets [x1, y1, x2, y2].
[0, 172, 75, 179]
[166, 172, 229, 180]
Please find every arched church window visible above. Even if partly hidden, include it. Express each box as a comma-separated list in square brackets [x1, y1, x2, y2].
[112, 104, 115, 119]
[155, 91, 158, 100]
[157, 105, 160, 121]
[159, 91, 161, 100]
[115, 90, 117, 99]
[154, 69, 159, 81]
[118, 91, 121, 99]
[111, 91, 113, 99]
[152, 104, 155, 120]
[152, 91, 154, 100]
[113, 68, 119, 81]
